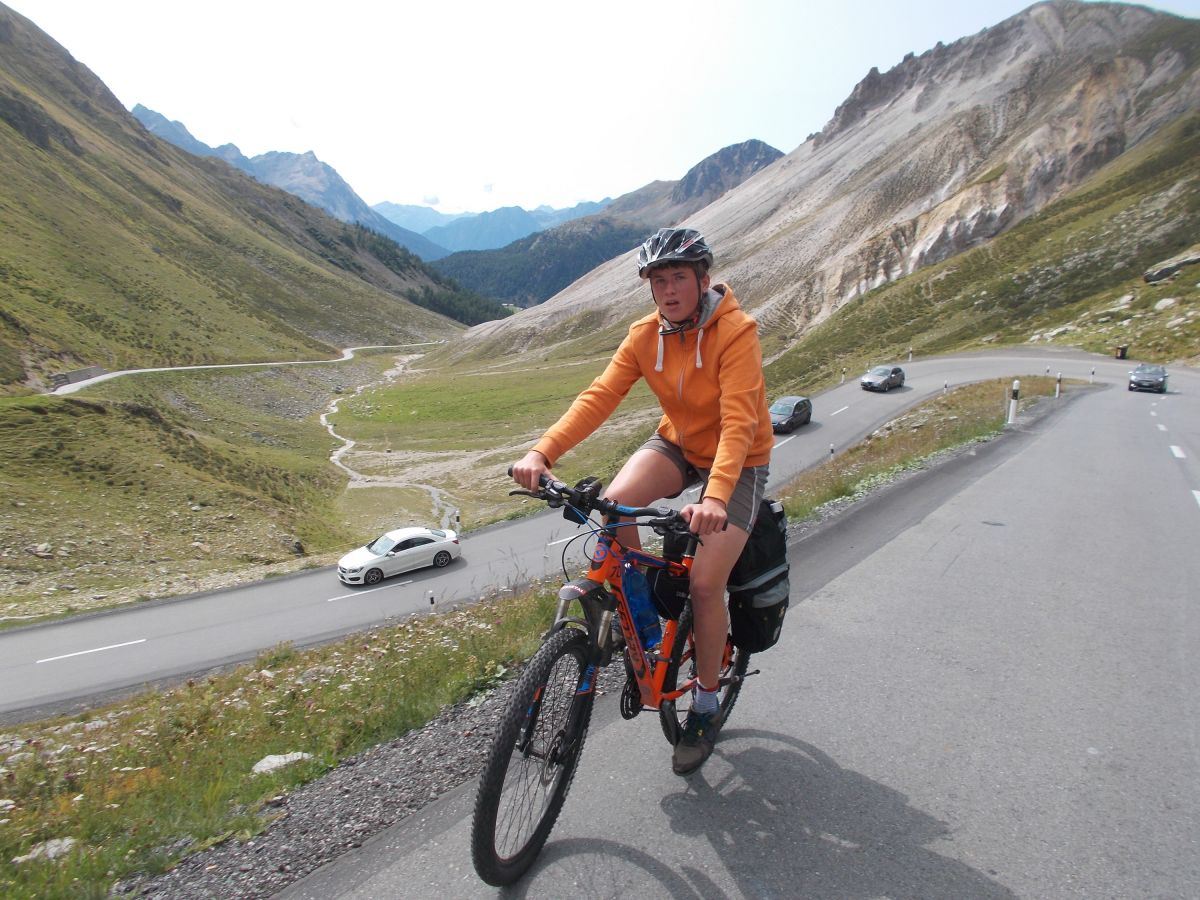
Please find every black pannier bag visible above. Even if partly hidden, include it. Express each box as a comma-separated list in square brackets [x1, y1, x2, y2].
[726, 498, 790, 652]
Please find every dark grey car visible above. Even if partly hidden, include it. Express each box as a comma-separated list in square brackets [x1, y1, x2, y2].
[769, 395, 812, 433]
[861, 365, 905, 392]
[1128, 363, 1168, 393]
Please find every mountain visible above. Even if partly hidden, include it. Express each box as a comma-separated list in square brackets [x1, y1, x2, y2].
[423, 205, 543, 252]
[372, 202, 470, 234]
[450, 1, 1200, 363]
[131, 105, 450, 261]
[431, 139, 783, 307]
[372, 199, 611, 250]
[0, 4, 506, 393]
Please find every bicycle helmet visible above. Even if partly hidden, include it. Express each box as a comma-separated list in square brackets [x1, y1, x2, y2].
[637, 227, 714, 279]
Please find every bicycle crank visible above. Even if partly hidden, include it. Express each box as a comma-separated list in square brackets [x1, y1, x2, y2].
[619, 675, 642, 719]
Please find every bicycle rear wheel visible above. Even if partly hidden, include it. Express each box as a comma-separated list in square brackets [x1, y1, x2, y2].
[658, 602, 750, 746]
[471, 627, 594, 886]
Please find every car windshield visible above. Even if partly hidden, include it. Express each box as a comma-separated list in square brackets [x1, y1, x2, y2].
[1134, 365, 1164, 375]
[769, 400, 795, 414]
[366, 534, 398, 554]
[868, 366, 891, 376]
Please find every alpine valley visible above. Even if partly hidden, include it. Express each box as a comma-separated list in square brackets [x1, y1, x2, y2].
[0, 0, 1197, 617]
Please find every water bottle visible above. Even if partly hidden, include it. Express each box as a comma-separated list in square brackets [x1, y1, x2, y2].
[622, 563, 662, 650]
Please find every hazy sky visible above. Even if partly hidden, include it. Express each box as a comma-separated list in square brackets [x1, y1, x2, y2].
[10, 0, 1200, 213]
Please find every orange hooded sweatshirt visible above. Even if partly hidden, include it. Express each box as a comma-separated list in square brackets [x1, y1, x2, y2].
[532, 284, 773, 505]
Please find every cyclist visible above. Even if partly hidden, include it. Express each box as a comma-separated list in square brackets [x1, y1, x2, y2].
[511, 227, 773, 775]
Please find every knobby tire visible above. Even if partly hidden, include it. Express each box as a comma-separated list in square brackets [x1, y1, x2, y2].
[470, 627, 594, 886]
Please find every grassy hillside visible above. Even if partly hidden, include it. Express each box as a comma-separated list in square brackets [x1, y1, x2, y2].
[0, 6, 511, 394]
[763, 114, 1200, 392]
[0, 355, 401, 624]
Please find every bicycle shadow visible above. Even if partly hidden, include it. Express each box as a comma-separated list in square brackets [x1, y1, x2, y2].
[505, 727, 1014, 898]
[658, 727, 1015, 899]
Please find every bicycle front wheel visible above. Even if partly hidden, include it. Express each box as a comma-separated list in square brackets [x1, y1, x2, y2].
[658, 602, 750, 746]
[471, 627, 594, 886]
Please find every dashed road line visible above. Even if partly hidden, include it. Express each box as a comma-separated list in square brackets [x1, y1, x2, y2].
[38, 638, 147, 664]
[328, 581, 412, 601]
[1170, 446, 1186, 459]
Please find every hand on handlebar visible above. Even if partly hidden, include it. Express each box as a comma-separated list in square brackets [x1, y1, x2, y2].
[680, 496, 728, 536]
[510, 450, 551, 493]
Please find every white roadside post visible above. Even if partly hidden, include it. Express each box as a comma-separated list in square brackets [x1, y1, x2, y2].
[943, 380, 949, 394]
[841, 367, 846, 384]
[428, 590, 435, 614]
[908, 347, 913, 362]
[1091, 366, 1096, 384]
[1056, 373, 1062, 398]
[1007, 379, 1021, 425]
[830, 443, 835, 460]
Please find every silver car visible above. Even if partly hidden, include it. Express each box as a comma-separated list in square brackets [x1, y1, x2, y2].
[337, 526, 460, 585]
[861, 365, 905, 392]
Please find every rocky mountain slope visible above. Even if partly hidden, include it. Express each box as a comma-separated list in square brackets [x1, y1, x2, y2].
[131, 106, 450, 260]
[432, 139, 783, 306]
[453, 1, 1199, 359]
[0, 3, 485, 392]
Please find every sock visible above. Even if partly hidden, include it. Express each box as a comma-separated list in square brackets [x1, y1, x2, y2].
[693, 682, 719, 714]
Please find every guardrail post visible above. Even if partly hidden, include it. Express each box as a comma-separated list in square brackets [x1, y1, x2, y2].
[1007, 379, 1020, 425]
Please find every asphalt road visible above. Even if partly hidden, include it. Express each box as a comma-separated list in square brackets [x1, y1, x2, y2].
[0, 349, 1189, 723]
[279, 353, 1200, 899]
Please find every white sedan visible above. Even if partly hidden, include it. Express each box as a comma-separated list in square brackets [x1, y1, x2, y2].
[337, 526, 460, 586]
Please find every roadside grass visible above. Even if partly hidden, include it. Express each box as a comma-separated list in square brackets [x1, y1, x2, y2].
[0, 586, 559, 897]
[0, 376, 1064, 896]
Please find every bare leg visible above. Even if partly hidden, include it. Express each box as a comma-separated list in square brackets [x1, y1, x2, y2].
[689, 524, 750, 690]
[604, 448, 686, 553]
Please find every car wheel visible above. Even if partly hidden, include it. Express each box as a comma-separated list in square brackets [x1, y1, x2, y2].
[364, 568, 384, 585]
[433, 550, 452, 567]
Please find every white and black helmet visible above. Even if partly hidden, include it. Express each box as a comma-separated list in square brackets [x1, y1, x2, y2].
[636, 227, 714, 279]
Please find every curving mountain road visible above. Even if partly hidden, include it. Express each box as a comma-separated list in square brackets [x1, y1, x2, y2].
[3, 349, 1194, 725]
[278, 347, 1200, 898]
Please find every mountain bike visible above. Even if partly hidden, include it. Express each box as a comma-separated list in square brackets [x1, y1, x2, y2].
[470, 472, 755, 886]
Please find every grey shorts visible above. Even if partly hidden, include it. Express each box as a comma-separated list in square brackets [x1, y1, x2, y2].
[641, 434, 769, 533]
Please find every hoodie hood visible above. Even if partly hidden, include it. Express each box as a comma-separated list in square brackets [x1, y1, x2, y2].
[655, 285, 729, 372]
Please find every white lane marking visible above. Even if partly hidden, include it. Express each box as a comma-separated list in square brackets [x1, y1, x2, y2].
[1194, 491, 1200, 510]
[327, 580, 412, 601]
[548, 535, 576, 547]
[774, 435, 796, 449]
[1157, 424, 1167, 431]
[831, 406, 849, 416]
[1151, 411, 1157, 417]
[38, 638, 147, 664]
[1170, 446, 1186, 459]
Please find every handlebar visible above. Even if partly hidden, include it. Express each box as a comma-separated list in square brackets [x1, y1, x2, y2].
[507, 467, 692, 537]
